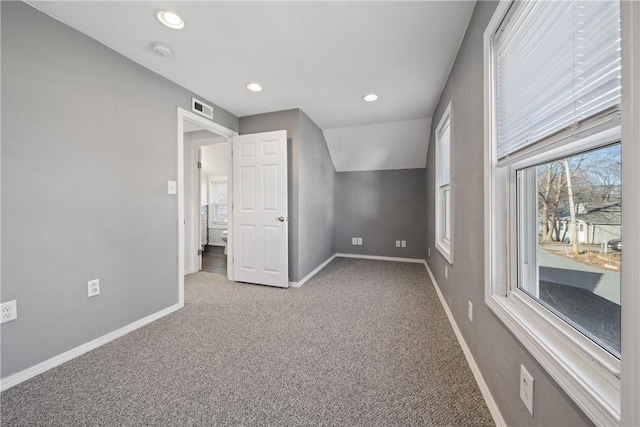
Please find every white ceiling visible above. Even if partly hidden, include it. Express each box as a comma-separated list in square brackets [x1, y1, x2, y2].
[325, 118, 432, 172]
[29, 1, 475, 171]
[201, 143, 228, 178]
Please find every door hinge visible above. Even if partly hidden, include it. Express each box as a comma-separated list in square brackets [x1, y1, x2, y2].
[197, 161, 202, 169]
[198, 249, 202, 255]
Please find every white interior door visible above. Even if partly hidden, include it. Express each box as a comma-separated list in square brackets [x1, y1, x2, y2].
[232, 130, 288, 287]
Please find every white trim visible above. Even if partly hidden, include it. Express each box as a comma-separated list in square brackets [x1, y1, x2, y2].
[336, 253, 424, 264]
[423, 261, 506, 427]
[184, 267, 198, 275]
[620, 1, 640, 425]
[0, 303, 181, 392]
[289, 254, 336, 288]
[177, 108, 237, 307]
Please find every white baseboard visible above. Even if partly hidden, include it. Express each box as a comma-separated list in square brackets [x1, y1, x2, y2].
[184, 267, 198, 275]
[423, 260, 507, 427]
[336, 253, 424, 263]
[290, 254, 337, 288]
[0, 303, 181, 392]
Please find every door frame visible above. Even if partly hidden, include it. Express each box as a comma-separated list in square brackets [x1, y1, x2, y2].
[177, 108, 237, 307]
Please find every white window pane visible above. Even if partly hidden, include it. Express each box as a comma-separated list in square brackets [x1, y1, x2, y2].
[517, 143, 621, 357]
[214, 204, 227, 223]
[444, 188, 451, 240]
[438, 125, 451, 186]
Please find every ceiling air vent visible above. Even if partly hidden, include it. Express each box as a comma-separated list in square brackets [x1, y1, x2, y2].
[192, 98, 214, 120]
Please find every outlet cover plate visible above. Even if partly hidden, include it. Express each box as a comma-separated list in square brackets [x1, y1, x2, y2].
[396, 240, 400, 247]
[88, 279, 100, 298]
[357, 237, 362, 245]
[167, 180, 177, 195]
[1, 300, 17, 323]
[520, 364, 534, 416]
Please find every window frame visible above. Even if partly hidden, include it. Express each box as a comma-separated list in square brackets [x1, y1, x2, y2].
[435, 102, 453, 264]
[483, 1, 639, 425]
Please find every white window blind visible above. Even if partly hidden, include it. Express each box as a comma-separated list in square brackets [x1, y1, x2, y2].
[494, 0, 621, 158]
[438, 123, 451, 186]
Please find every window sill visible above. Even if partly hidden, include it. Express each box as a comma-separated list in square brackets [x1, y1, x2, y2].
[208, 224, 227, 230]
[485, 292, 620, 425]
[435, 241, 453, 264]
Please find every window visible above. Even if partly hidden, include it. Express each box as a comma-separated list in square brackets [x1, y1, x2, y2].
[484, 1, 627, 424]
[435, 102, 453, 263]
[210, 179, 227, 225]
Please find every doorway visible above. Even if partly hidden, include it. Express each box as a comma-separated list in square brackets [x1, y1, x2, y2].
[177, 108, 236, 307]
[200, 143, 229, 275]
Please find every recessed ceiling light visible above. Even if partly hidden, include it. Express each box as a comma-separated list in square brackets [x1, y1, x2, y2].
[156, 10, 184, 30]
[363, 93, 378, 102]
[246, 82, 263, 92]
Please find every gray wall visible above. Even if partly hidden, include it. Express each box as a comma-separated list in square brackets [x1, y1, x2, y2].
[425, 2, 593, 425]
[336, 169, 426, 259]
[297, 111, 336, 279]
[239, 109, 336, 282]
[238, 110, 302, 281]
[1, 2, 238, 378]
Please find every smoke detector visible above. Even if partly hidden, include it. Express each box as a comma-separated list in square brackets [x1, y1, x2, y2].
[150, 42, 172, 57]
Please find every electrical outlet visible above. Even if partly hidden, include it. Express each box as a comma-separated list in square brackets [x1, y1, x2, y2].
[167, 180, 177, 195]
[520, 365, 534, 416]
[1, 300, 17, 324]
[468, 301, 473, 322]
[357, 237, 363, 245]
[396, 240, 400, 248]
[352, 237, 357, 245]
[401, 240, 406, 248]
[88, 279, 100, 298]
[445, 265, 448, 279]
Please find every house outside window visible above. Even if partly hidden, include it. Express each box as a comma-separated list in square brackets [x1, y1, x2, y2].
[435, 102, 453, 263]
[483, 0, 630, 424]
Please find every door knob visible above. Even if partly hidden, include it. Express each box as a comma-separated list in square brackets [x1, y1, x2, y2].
[278, 216, 286, 222]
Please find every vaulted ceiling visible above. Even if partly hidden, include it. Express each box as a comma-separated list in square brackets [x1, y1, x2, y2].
[29, 1, 475, 171]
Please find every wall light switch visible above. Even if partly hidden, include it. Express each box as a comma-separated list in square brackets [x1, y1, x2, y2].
[168, 180, 177, 195]
[357, 237, 362, 245]
[396, 240, 401, 247]
[445, 266, 448, 279]
[468, 301, 473, 322]
[401, 240, 406, 248]
[428, 248, 431, 257]
[352, 237, 357, 245]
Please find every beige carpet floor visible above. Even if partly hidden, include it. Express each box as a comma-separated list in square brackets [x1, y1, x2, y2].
[1, 258, 493, 426]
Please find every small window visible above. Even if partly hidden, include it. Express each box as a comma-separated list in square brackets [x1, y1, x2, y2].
[210, 180, 228, 225]
[435, 102, 453, 263]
